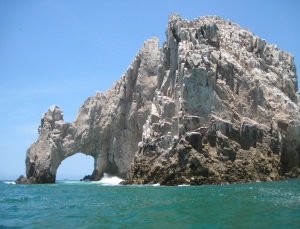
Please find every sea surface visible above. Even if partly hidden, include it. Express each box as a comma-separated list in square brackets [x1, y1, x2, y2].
[1, 177, 299, 229]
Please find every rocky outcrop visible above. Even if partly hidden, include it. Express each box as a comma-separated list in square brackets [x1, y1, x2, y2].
[22, 14, 299, 184]
[129, 14, 300, 185]
[15, 175, 33, 184]
[24, 37, 160, 183]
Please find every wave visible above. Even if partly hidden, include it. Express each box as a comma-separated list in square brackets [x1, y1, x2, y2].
[93, 173, 123, 186]
[152, 183, 160, 186]
[4, 181, 16, 184]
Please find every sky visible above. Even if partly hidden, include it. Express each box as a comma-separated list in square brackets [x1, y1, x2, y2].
[0, 0, 299, 180]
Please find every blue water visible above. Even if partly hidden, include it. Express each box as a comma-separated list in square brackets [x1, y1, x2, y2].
[1, 179, 299, 228]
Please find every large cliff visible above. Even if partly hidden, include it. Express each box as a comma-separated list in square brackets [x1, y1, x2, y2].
[21, 14, 299, 184]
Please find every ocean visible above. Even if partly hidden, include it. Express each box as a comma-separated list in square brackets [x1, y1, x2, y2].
[1, 177, 299, 228]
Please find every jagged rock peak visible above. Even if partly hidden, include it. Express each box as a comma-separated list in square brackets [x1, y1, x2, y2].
[131, 14, 299, 185]
[20, 14, 299, 185]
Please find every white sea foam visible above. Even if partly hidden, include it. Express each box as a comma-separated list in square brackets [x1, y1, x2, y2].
[93, 173, 123, 186]
[152, 183, 160, 186]
[4, 181, 16, 184]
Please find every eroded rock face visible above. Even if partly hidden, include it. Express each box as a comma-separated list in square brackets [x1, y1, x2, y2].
[129, 14, 300, 185]
[24, 14, 299, 184]
[25, 37, 160, 183]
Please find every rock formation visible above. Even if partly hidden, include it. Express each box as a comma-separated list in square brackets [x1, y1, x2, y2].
[22, 14, 299, 185]
[129, 14, 300, 185]
[24, 37, 160, 183]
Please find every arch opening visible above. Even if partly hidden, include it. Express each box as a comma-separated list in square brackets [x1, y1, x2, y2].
[56, 153, 95, 181]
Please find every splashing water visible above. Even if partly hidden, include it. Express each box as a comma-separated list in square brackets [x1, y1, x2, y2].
[94, 173, 123, 186]
[4, 181, 16, 184]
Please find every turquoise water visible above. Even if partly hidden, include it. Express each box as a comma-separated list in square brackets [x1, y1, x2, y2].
[1, 179, 299, 228]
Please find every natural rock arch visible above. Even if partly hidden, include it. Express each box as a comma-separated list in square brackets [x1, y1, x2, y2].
[22, 15, 300, 185]
[25, 37, 160, 183]
[56, 152, 95, 180]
